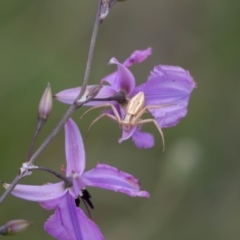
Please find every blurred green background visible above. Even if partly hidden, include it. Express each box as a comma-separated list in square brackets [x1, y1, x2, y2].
[0, 0, 239, 239]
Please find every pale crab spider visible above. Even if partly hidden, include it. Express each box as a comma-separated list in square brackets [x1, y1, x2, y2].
[81, 91, 172, 151]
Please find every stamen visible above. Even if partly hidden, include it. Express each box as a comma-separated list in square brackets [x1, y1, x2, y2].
[75, 189, 94, 219]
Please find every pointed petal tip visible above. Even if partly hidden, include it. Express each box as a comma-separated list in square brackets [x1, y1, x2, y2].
[108, 57, 119, 65]
[138, 191, 150, 198]
[123, 47, 153, 67]
[144, 47, 152, 56]
[147, 46, 152, 52]
[114, 189, 150, 198]
[54, 87, 81, 104]
[2, 182, 8, 189]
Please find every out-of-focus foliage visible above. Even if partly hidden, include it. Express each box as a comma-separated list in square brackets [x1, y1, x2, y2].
[0, 0, 239, 239]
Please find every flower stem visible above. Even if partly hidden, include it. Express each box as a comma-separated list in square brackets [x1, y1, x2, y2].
[27, 118, 45, 161]
[77, 0, 102, 100]
[32, 166, 72, 186]
[0, 0, 102, 206]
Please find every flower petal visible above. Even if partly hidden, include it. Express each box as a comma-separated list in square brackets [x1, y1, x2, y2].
[132, 65, 196, 128]
[54, 85, 117, 105]
[132, 129, 154, 148]
[44, 193, 82, 240]
[102, 58, 136, 94]
[44, 208, 71, 240]
[4, 182, 67, 202]
[40, 196, 64, 210]
[69, 173, 85, 198]
[54, 87, 80, 104]
[65, 119, 86, 176]
[123, 47, 152, 67]
[81, 164, 150, 198]
[118, 126, 137, 144]
[44, 193, 103, 240]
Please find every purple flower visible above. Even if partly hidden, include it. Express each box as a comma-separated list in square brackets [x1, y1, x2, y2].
[4, 118, 149, 239]
[44, 193, 103, 240]
[55, 48, 196, 148]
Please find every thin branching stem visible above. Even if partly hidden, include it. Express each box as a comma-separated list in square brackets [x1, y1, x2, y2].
[0, 0, 102, 206]
[30, 167, 72, 187]
[27, 118, 45, 161]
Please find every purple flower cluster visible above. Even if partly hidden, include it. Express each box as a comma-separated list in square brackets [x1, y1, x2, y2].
[6, 48, 195, 239]
[56, 48, 195, 148]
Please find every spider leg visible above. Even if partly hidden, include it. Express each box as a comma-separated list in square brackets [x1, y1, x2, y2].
[84, 104, 123, 135]
[87, 113, 118, 135]
[80, 103, 118, 119]
[145, 103, 176, 111]
[134, 119, 165, 152]
[133, 104, 174, 123]
[145, 103, 174, 111]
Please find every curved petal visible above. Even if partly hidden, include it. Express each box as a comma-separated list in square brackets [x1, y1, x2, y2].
[54, 87, 81, 104]
[102, 58, 136, 94]
[81, 164, 150, 198]
[118, 126, 137, 144]
[132, 129, 154, 149]
[40, 195, 64, 210]
[77, 205, 104, 240]
[65, 119, 85, 176]
[54, 85, 117, 106]
[3, 182, 67, 202]
[44, 194, 103, 240]
[123, 47, 152, 67]
[44, 208, 71, 240]
[132, 65, 196, 128]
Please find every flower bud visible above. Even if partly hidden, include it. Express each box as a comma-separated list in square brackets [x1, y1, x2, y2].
[100, 0, 111, 21]
[38, 83, 52, 121]
[0, 219, 32, 236]
[100, 0, 126, 21]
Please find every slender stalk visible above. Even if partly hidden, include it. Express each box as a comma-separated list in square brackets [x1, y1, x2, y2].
[0, 0, 102, 206]
[31, 167, 72, 187]
[27, 118, 45, 161]
[76, 0, 102, 99]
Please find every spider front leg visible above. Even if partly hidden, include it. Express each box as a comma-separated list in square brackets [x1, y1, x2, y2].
[86, 113, 119, 134]
[135, 118, 165, 152]
[81, 103, 119, 119]
[81, 103, 122, 134]
[134, 104, 174, 123]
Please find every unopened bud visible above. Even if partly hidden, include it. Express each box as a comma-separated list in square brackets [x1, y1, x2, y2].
[0, 219, 32, 236]
[38, 83, 52, 121]
[100, 0, 126, 22]
[100, 0, 111, 22]
[1, 181, 8, 190]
